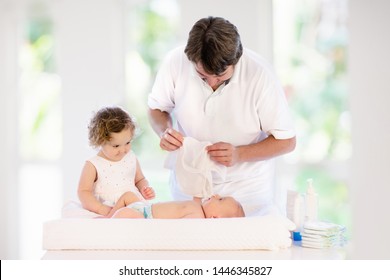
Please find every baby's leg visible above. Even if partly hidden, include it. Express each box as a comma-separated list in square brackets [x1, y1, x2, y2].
[111, 207, 144, 219]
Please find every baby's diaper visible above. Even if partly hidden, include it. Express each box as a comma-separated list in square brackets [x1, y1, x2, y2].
[126, 202, 153, 219]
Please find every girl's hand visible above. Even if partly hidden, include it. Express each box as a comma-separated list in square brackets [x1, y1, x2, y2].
[141, 186, 155, 200]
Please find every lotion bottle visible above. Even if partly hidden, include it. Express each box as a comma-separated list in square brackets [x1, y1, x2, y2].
[287, 190, 305, 241]
[304, 178, 318, 222]
[292, 193, 304, 241]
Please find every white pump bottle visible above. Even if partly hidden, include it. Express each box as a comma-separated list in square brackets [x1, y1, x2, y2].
[304, 178, 318, 222]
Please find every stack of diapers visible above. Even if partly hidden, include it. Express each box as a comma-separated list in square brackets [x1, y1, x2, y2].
[42, 201, 296, 251]
[301, 221, 347, 249]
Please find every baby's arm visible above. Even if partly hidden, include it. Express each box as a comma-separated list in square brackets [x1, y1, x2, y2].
[134, 159, 155, 200]
[78, 161, 111, 216]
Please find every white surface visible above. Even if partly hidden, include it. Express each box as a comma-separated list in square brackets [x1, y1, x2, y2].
[42, 242, 346, 260]
[43, 215, 295, 251]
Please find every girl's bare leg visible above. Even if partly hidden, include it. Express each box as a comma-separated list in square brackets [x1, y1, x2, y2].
[111, 207, 144, 219]
[107, 191, 142, 217]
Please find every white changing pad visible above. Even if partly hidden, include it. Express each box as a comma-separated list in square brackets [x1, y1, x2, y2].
[42, 201, 295, 251]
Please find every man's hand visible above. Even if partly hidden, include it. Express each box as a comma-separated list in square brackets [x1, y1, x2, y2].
[206, 142, 239, 167]
[160, 128, 184, 151]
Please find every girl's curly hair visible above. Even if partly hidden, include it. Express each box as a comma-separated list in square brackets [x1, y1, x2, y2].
[88, 106, 135, 148]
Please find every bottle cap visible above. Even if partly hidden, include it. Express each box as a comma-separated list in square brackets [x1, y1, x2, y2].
[292, 231, 302, 241]
[307, 178, 315, 194]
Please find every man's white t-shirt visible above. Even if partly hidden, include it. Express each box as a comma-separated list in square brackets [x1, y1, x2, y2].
[148, 46, 295, 216]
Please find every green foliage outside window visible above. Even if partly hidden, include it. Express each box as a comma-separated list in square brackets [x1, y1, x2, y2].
[274, 0, 351, 233]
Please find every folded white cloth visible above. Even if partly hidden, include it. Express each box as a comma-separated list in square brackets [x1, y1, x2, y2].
[166, 137, 226, 198]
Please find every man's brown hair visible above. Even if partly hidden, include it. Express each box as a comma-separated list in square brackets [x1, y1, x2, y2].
[184, 16, 243, 75]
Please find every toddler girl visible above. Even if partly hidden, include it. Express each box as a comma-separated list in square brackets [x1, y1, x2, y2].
[77, 106, 155, 215]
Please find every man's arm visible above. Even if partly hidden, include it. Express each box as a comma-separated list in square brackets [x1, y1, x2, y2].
[207, 135, 296, 167]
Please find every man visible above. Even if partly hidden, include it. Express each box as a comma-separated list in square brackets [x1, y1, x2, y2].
[148, 16, 296, 216]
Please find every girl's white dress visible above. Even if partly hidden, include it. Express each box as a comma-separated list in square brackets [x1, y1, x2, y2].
[88, 151, 143, 206]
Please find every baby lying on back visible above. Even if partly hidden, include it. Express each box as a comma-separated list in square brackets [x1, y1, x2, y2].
[105, 191, 245, 219]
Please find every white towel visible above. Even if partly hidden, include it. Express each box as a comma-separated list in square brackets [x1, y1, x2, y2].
[166, 137, 226, 198]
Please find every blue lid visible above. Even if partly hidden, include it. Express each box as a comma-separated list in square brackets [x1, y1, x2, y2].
[292, 231, 302, 241]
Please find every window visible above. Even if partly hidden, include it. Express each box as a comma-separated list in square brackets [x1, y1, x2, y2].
[124, 0, 179, 201]
[273, 0, 350, 230]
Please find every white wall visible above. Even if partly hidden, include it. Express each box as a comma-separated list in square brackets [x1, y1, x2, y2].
[52, 0, 127, 202]
[0, 0, 23, 260]
[349, 0, 390, 259]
